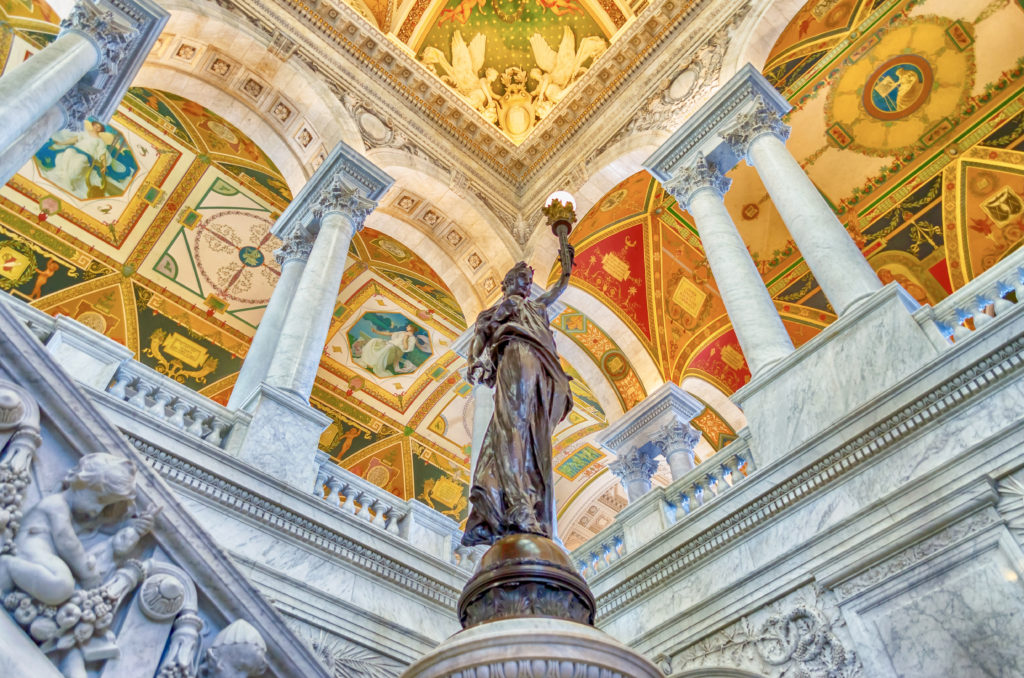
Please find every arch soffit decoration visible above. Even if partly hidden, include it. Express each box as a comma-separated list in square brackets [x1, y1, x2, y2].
[369, 149, 518, 298]
[723, 0, 810, 75]
[524, 130, 670, 278]
[143, 4, 363, 183]
[553, 331, 624, 422]
[558, 285, 663, 393]
[363, 211, 482, 321]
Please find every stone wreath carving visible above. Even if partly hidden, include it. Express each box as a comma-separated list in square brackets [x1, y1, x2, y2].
[672, 594, 862, 678]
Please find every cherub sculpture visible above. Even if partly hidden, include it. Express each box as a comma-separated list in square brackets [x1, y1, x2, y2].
[1, 453, 156, 678]
[529, 26, 607, 118]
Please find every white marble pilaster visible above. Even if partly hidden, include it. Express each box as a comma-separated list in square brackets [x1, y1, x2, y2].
[721, 97, 882, 315]
[663, 154, 794, 375]
[228, 231, 313, 409]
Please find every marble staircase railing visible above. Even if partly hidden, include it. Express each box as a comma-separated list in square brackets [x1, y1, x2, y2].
[312, 450, 409, 535]
[915, 247, 1024, 344]
[569, 435, 756, 580]
[661, 440, 754, 524]
[108, 359, 235, 448]
[573, 526, 626, 578]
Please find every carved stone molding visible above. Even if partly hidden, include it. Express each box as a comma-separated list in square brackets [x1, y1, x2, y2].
[996, 470, 1024, 548]
[291, 622, 405, 678]
[832, 510, 999, 602]
[609, 447, 660, 485]
[671, 588, 862, 677]
[274, 231, 315, 265]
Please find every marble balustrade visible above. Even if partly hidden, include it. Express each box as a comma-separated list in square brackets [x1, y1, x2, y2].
[107, 360, 234, 447]
[914, 245, 1024, 345]
[573, 526, 627, 579]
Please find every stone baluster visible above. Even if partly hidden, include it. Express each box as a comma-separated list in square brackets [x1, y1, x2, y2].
[370, 498, 389, 528]
[108, 370, 131, 400]
[265, 178, 377, 400]
[228, 231, 314, 409]
[663, 154, 794, 375]
[340, 485, 359, 514]
[677, 489, 691, 515]
[325, 476, 344, 507]
[720, 460, 734, 488]
[128, 378, 152, 409]
[185, 406, 208, 438]
[721, 97, 881, 315]
[609, 446, 660, 503]
[205, 419, 229, 447]
[147, 388, 172, 420]
[168, 400, 190, 429]
[355, 490, 374, 521]
[312, 467, 329, 498]
[652, 421, 700, 481]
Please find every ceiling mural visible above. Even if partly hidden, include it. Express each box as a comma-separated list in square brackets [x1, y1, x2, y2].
[550, 0, 1024, 401]
[389, 0, 630, 142]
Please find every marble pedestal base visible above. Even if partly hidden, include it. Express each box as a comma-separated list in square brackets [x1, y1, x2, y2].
[400, 617, 662, 678]
[224, 382, 331, 491]
[734, 284, 939, 467]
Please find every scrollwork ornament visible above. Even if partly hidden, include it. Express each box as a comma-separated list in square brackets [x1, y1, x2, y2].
[662, 153, 732, 211]
[314, 176, 376, 232]
[59, 4, 138, 86]
[58, 87, 96, 130]
[720, 95, 791, 162]
[273, 232, 314, 265]
[608, 447, 659, 485]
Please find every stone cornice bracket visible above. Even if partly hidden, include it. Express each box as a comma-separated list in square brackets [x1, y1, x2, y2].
[597, 382, 704, 455]
[58, 0, 168, 127]
[273, 231, 315, 266]
[662, 153, 732, 209]
[272, 140, 394, 242]
[720, 95, 791, 163]
[643, 63, 791, 188]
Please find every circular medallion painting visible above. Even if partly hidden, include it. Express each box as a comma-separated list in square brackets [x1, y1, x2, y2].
[862, 55, 933, 121]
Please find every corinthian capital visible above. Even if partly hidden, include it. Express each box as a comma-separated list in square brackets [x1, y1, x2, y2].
[608, 447, 659, 485]
[653, 421, 700, 456]
[60, 3, 138, 79]
[662, 153, 731, 211]
[720, 95, 791, 162]
[273, 231, 314, 266]
[314, 175, 377, 231]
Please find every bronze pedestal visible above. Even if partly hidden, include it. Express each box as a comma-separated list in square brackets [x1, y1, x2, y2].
[457, 534, 596, 629]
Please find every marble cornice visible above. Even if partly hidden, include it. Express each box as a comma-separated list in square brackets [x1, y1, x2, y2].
[592, 331, 1024, 617]
[202, 0, 736, 198]
[126, 434, 463, 610]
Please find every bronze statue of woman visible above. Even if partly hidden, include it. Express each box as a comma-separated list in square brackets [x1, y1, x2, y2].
[461, 237, 575, 547]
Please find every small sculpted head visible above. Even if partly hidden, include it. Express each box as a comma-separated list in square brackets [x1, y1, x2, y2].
[63, 453, 137, 523]
[501, 262, 533, 299]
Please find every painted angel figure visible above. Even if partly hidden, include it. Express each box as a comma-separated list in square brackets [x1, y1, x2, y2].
[421, 32, 499, 118]
[529, 27, 607, 118]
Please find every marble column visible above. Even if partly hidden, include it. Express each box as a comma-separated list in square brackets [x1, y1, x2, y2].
[663, 154, 794, 375]
[0, 3, 139, 184]
[609, 447, 660, 503]
[721, 97, 881, 315]
[264, 178, 376, 400]
[228, 231, 313, 409]
[652, 421, 700, 481]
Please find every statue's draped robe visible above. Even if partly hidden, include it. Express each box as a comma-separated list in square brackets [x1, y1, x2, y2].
[462, 294, 572, 546]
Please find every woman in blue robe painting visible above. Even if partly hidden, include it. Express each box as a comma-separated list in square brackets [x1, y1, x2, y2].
[33, 118, 138, 200]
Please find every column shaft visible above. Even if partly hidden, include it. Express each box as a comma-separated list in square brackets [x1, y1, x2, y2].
[228, 256, 308, 409]
[0, 105, 64, 184]
[688, 189, 794, 375]
[747, 133, 881, 314]
[266, 213, 354, 398]
[0, 31, 99, 155]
